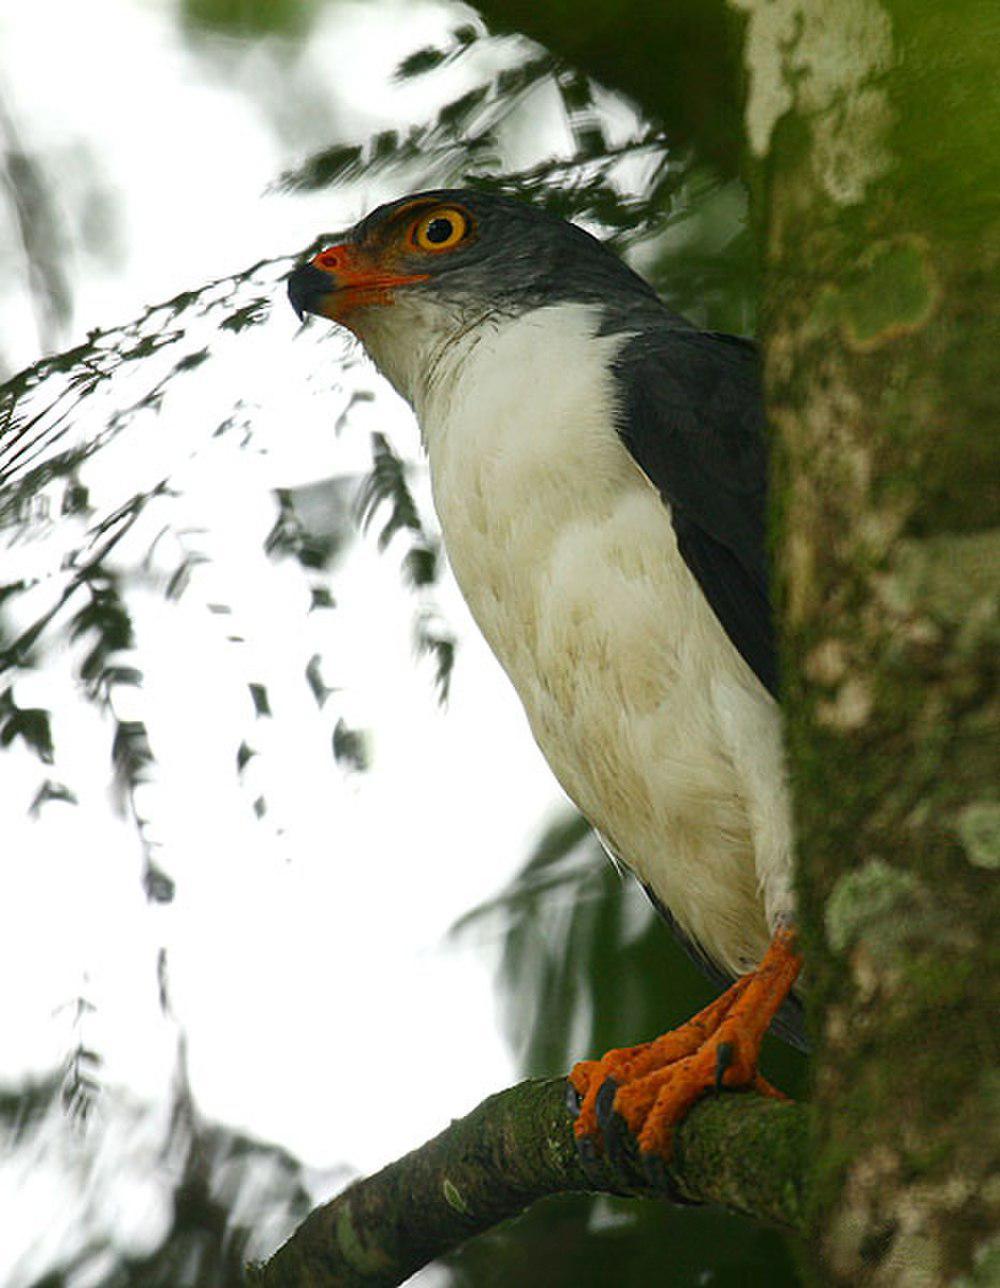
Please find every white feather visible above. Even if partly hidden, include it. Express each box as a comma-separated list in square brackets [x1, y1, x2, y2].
[362, 299, 795, 978]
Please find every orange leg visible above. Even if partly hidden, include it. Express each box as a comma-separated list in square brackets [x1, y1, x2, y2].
[569, 926, 803, 1163]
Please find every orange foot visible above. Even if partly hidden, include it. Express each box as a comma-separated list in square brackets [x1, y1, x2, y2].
[567, 927, 803, 1173]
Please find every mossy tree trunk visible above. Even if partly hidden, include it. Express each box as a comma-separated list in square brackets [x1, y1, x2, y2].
[747, 2, 999, 1281]
[475, 1, 999, 1283]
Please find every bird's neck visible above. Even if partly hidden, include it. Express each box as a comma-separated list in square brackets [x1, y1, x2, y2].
[418, 303, 631, 469]
[352, 296, 495, 427]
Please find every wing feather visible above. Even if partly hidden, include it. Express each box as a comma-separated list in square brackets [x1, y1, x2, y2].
[613, 327, 778, 697]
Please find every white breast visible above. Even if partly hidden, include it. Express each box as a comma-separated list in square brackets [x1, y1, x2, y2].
[416, 303, 787, 977]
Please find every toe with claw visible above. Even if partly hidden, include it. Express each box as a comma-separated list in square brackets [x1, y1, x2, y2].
[567, 927, 802, 1173]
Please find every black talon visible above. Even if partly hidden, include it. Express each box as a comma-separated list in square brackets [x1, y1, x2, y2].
[596, 1082, 642, 1181]
[601, 1106, 633, 1175]
[595, 1077, 619, 1129]
[714, 1041, 735, 1089]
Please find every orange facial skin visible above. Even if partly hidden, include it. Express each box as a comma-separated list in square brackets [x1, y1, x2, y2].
[302, 200, 475, 328]
[305, 243, 429, 325]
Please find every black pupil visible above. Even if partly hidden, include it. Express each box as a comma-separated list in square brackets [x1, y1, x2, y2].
[425, 216, 455, 244]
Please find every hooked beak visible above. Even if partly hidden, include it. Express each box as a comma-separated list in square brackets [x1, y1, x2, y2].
[287, 243, 429, 324]
[288, 261, 338, 322]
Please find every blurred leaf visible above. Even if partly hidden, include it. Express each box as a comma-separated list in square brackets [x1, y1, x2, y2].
[395, 46, 450, 80]
[0, 686, 53, 762]
[414, 608, 455, 705]
[356, 432, 422, 552]
[438, 84, 491, 132]
[472, 0, 747, 178]
[332, 717, 369, 773]
[173, 348, 210, 374]
[401, 542, 438, 589]
[394, 24, 481, 81]
[555, 68, 606, 158]
[248, 682, 271, 717]
[305, 653, 331, 707]
[29, 779, 78, 814]
[220, 298, 270, 333]
[285, 144, 364, 193]
[111, 719, 153, 813]
[333, 390, 374, 436]
[62, 1042, 102, 1122]
[1, 1062, 322, 1287]
[61, 480, 89, 514]
[353, 432, 457, 703]
[72, 573, 137, 694]
[144, 860, 176, 905]
[165, 554, 208, 601]
[266, 485, 350, 571]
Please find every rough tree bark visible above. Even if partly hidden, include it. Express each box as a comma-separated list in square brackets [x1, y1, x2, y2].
[749, 2, 1000, 1282]
[255, 2, 998, 1283]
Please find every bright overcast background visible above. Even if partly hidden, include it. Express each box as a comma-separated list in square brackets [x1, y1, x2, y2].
[0, 1, 637, 1281]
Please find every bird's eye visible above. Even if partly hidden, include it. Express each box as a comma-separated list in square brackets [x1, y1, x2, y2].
[412, 208, 469, 252]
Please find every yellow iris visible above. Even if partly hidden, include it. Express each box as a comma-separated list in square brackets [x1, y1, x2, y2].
[411, 207, 469, 252]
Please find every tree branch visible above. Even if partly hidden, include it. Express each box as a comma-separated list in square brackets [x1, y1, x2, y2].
[249, 1077, 805, 1287]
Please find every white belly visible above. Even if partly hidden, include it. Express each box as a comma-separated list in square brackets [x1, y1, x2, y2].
[420, 305, 784, 977]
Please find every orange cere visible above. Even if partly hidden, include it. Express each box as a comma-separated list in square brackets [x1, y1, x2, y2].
[308, 243, 429, 320]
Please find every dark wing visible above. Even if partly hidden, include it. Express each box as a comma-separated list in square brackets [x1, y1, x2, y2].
[613, 328, 778, 698]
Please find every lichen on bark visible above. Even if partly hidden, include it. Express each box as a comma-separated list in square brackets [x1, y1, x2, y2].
[748, 1, 1000, 1281]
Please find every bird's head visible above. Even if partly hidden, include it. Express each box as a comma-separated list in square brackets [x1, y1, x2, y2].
[287, 189, 661, 403]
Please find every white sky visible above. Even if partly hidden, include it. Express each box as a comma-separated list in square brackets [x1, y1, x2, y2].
[0, 1, 598, 1281]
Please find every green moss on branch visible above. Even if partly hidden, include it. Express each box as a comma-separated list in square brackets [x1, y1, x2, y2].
[248, 1077, 806, 1287]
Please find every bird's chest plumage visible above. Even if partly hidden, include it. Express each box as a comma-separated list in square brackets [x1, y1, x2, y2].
[419, 306, 770, 974]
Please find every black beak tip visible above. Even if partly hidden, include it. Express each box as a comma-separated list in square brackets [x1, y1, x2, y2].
[287, 263, 335, 323]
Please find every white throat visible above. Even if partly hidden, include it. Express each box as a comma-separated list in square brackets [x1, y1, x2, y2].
[349, 293, 492, 425]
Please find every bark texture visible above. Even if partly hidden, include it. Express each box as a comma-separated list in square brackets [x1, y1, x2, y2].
[249, 1078, 806, 1287]
[744, 2, 1000, 1283]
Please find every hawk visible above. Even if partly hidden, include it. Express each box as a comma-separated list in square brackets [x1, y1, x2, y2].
[288, 190, 804, 1168]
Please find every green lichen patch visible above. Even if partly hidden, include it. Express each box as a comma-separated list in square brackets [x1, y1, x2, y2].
[889, 532, 1000, 626]
[824, 859, 923, 955]
[955, 802, 1000, 869]
[806, 236, 941, 351]
[442, 1178, 471, 1216]
[842, 237, 939, 349]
